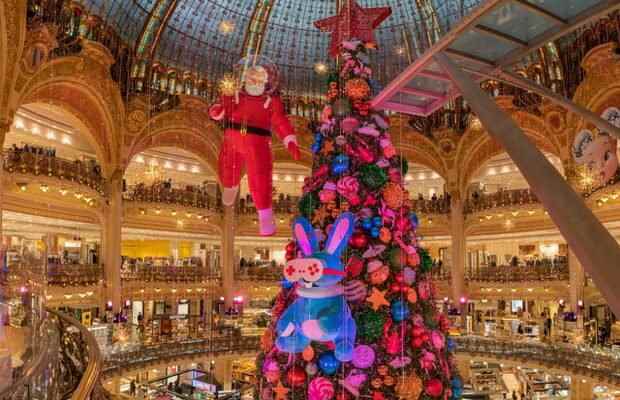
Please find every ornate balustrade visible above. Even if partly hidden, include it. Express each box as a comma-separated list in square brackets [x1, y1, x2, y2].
[464, 188, 539, 214]
[430, 266, 451, 281]
[1, 308, 105, 399]
[102, 336, 261, 375]
[3, 150, 105, 195]
[99, 333, 620, 387]
[7, 264, 103, 288]
[46, 264, 103, 287]
[453, 335, 620, 385]
[235, 267, 282, 282]
[237, 196, 300, 216]
[411, 198, 451, 215]
[123, 184, 221, 213]
[466, 262, 569, 283]
[121, 265, 220, 284]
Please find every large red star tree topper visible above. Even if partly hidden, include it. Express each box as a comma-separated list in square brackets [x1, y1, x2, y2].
[314, 0, 392, 58]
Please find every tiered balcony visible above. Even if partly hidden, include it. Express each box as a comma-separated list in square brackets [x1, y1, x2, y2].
[466, 261, 569, 283]
[123, 184, 221, 213]
[2, 149, 105, 195]
[121, 265, 220, 284]
[465, 188, 539, 214]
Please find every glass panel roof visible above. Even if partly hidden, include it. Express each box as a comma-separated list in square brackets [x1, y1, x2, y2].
[478, 2, 554, 42]
[525, 0, 604, 21]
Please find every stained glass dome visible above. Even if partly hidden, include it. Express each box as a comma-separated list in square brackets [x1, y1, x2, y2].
[78, 0, 483, 96]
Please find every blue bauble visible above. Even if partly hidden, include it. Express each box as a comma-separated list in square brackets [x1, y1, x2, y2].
[318, 351, 340, 375]
[362, 218, 373, 230]
[447, 337, 456, 352]
[410, 213, 419, 228]
[331, 155, 350, 175]
[451, 377, 464, 398]
[311, 143, 321, 154]
[391, 300, 410, 322]
[370, 227, 380, 238]
[281, 279, 294, 289]
[372, 216, 382, 227]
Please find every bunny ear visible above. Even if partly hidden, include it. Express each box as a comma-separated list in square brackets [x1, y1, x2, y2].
[324, 212, 355, 257]
[292, 217, 317, 256]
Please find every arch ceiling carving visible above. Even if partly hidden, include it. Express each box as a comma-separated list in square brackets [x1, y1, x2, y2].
[389, 116, 449, 180]
[15, 43, 125, 174]
[125, 104, 222, 175]
[570, 43, 620, 145]
[456, 107, 561, 194]
[0, 0, 27, 127]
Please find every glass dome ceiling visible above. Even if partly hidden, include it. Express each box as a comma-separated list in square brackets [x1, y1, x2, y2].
[80, 0, 483, 96]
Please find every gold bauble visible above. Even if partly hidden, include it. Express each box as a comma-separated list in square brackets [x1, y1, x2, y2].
[395, 374, 423, 399]
[383, 182, 405, 209]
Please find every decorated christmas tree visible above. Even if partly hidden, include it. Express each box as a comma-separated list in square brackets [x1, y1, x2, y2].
[256, 2, 463, 399]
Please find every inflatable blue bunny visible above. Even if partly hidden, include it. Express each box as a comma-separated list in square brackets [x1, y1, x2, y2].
[275, 212, 357, 362]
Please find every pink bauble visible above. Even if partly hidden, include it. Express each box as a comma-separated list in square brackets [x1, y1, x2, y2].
[263, 359, 280, 383]
[308, 377, 335, 400]
[425, 378, 444, 397]
[341, 117, 360, 134]
[352, 345, 375, 369]
[431, 330, 445, 350]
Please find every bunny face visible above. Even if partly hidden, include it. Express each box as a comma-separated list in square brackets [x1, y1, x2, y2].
[284, 212, 355, 288]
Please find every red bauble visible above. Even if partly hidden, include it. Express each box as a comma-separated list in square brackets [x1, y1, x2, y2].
[336, 392, 350, 400]
[287, 365, 307, 387]
[346, 256, 364, 278]
[285, 241, 296, 252]
[372, 391, 386, 400]
[425, 378, 444, 397]
[285, 252, 295, 261]
[412, 326, 426, 338]
[349, 231, 369, 249]
[412, 336, 425, 348]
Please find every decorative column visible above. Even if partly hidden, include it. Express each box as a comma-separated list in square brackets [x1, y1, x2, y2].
[568, 249, 585, 330]
[0, 120, 9, 249]
[450, 193, 467, 326]
[102, 173, 123, 313]
[436, 52, 620, 318]
[221, 206, 235, 310]
[214, 356, 234, 391]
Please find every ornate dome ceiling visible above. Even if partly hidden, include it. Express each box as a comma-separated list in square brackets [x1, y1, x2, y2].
[80, 0, 482, 96]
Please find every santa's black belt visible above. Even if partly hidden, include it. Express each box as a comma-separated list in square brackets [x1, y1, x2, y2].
[225, 122, 272, 137]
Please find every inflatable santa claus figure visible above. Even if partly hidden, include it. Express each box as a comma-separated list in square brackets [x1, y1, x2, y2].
[209, 61, 300, 236]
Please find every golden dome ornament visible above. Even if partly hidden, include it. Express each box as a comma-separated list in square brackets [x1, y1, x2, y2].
[395, 373, 423, 399]
[219, 73, 238, 96]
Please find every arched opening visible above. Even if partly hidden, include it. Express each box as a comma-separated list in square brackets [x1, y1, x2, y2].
[122, 146, 221, 285]
[2, 103, 106, 296]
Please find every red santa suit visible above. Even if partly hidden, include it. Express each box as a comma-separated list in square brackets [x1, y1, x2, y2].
[210, 92, 298, 235]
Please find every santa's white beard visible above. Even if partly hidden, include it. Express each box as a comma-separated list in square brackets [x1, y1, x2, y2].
[245, 83, 266, 96]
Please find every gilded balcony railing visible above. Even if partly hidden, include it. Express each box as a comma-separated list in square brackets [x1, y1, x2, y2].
[123, 184, 221, 213]
[121, 265, 220, 284]
[453, 335, 620, 385]
[464, 188, 539, 214]
[0, 308, 105, 400]
[102, 336, 261, 375]
[3, 150, 106, 195]
[466, 261, 569, 283]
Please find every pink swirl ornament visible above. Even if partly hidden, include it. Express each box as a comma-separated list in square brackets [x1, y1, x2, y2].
[352, 344, 375, 369]
[308, 377, 334, 400]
